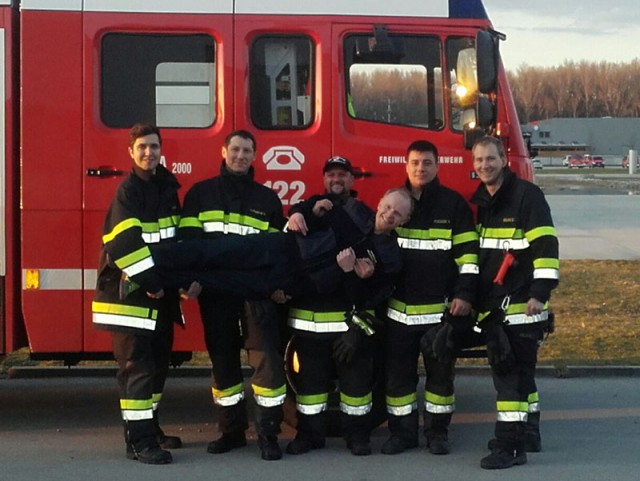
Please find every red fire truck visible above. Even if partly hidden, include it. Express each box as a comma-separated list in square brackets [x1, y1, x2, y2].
[0, 0, 531, 362]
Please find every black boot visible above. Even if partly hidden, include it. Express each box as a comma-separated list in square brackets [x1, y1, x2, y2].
[258, 435, 282, 461]
[207, 431, 247, 454]
[285, 413, 326, 455]
[125, 420, 172, 464]
[481, 422, 527, 470]
[154, 411, 182, 449]
[424, 412, 452, 455]
[381, 411, 419, 455]
[342, 412, 372, 456]
[487, 412, 542, 453]
[132, 440, 173, 465]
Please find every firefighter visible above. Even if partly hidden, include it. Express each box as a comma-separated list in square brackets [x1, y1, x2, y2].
[470, 136, 559, 470]
[92, 123, 199, 465]
[381, 140, 479, 456]
[285, 159, 411, 456]
[178, 130, 287, 461]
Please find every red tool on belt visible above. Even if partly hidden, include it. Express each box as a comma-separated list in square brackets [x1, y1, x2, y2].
[493, 251, 515, 285]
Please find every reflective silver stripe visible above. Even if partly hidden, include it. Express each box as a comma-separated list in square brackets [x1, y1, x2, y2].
[497, 411, 528, 422]
[528, 402, 540, 413]
[297, 402, 327, 415]
[534, 268, 560, 280]
[121, 408, 154, 421]
[84, 269, 97, 290]
[22, 0, 82, 10]
[425, 401, 455, 414]
[122, 257, 155, 277]
[254, 393, 286, 408]
[386, 307, 442, 326]
[22, 269, 83, 290]
[203, 222, 261, 236]
[340, 401, 372, 416]
[386, 402, 417, 416]
[84, 0, 233, 13]
[397, 238, 452, 251]
[93, 312, 157, 331]
[288, 317, 348, 333]
[480, 238, 529, 250]
[213, 391, 245, 407]
[141, 232, 161, 244]
[235, 0, 449, 17]
[459, 263, 479, 274]
[159, 227, 176, 240]
[505, 310, 549, 326]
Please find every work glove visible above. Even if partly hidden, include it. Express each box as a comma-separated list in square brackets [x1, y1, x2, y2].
[420, 313, 475, 364]
[480, 310, 514, 376]
[332, 308, 380, 365]
[333, 325, 363, 365]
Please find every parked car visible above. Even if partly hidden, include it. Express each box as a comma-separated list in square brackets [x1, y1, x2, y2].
[568, 156, 589, 168]
[531, 158, 543, 170]
[622, 155, 639, 168]
[563, 154, 583, 167]
[584, 155, 605, 168]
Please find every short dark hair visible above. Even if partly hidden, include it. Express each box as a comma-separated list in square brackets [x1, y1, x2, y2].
[406, 140, 438, 161]
[225, 129, 256, 152]
[129, 123, 161, 148]
[472, 136, 506, 159]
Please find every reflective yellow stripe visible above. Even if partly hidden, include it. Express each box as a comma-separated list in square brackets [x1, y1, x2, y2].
[178, 216, 203, 229]
[452, 230, 479, 245]
[388, 298, 446, 315]
[425, 391, 455, 406]
[526, 225, 557, 242]
[114, 246, 153, 270]
[103, 218, 142, 244]
[92, 301, 158, 320]
[386, 393, 417, 407]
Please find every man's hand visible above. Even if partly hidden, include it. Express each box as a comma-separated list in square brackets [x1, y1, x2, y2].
[312, 199, 334, 217]
[449, 298, 472, 316]
[147, 288, 165, 299]
[336, 248, 356, 272]
[354, 258, 375, 279]
[526, 297, 544, 316]
[270, 289, 291, 304]
[287, 212, 308, 235]
[179, 281, 202, 300]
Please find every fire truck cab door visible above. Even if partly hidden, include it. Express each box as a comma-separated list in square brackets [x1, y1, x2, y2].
[81, 7, 233, 352]
[232, 14, 332, 206]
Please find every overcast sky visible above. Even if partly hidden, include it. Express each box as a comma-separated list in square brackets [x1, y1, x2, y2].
[482, 0, 640, 70]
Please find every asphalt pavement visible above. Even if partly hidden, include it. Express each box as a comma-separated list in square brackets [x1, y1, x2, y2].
[547, 194, 640, 260]
[1, 373, 639, 481]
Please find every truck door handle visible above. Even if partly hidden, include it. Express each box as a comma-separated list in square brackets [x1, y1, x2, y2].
[86, 166, 124, 177]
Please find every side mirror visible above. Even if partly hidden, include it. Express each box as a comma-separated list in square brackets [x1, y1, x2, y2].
[476, 30, 498, 94]
[476, 97, 495, 128]
[464, 127, 486, 151]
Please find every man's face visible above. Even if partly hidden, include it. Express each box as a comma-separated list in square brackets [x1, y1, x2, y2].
[472, 142, 508, 188]
[129, 134, 161, 172]
[406, 150, 438, 189]
[222, 135, 256, 175]
[323, 167, 354, 196]
[375, 191, 412, 233]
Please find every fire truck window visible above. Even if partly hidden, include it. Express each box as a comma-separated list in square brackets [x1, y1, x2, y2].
[447, 37, 477, 132]
[345, 35, 443, 130]
[101, 34, 215, 128]
[250, 36, 313, 129]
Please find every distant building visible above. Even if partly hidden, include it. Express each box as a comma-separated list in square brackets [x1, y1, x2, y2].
[521, 118, 640, 165]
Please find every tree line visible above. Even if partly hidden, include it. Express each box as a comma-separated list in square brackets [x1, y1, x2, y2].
[507, 59, 640, 122]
